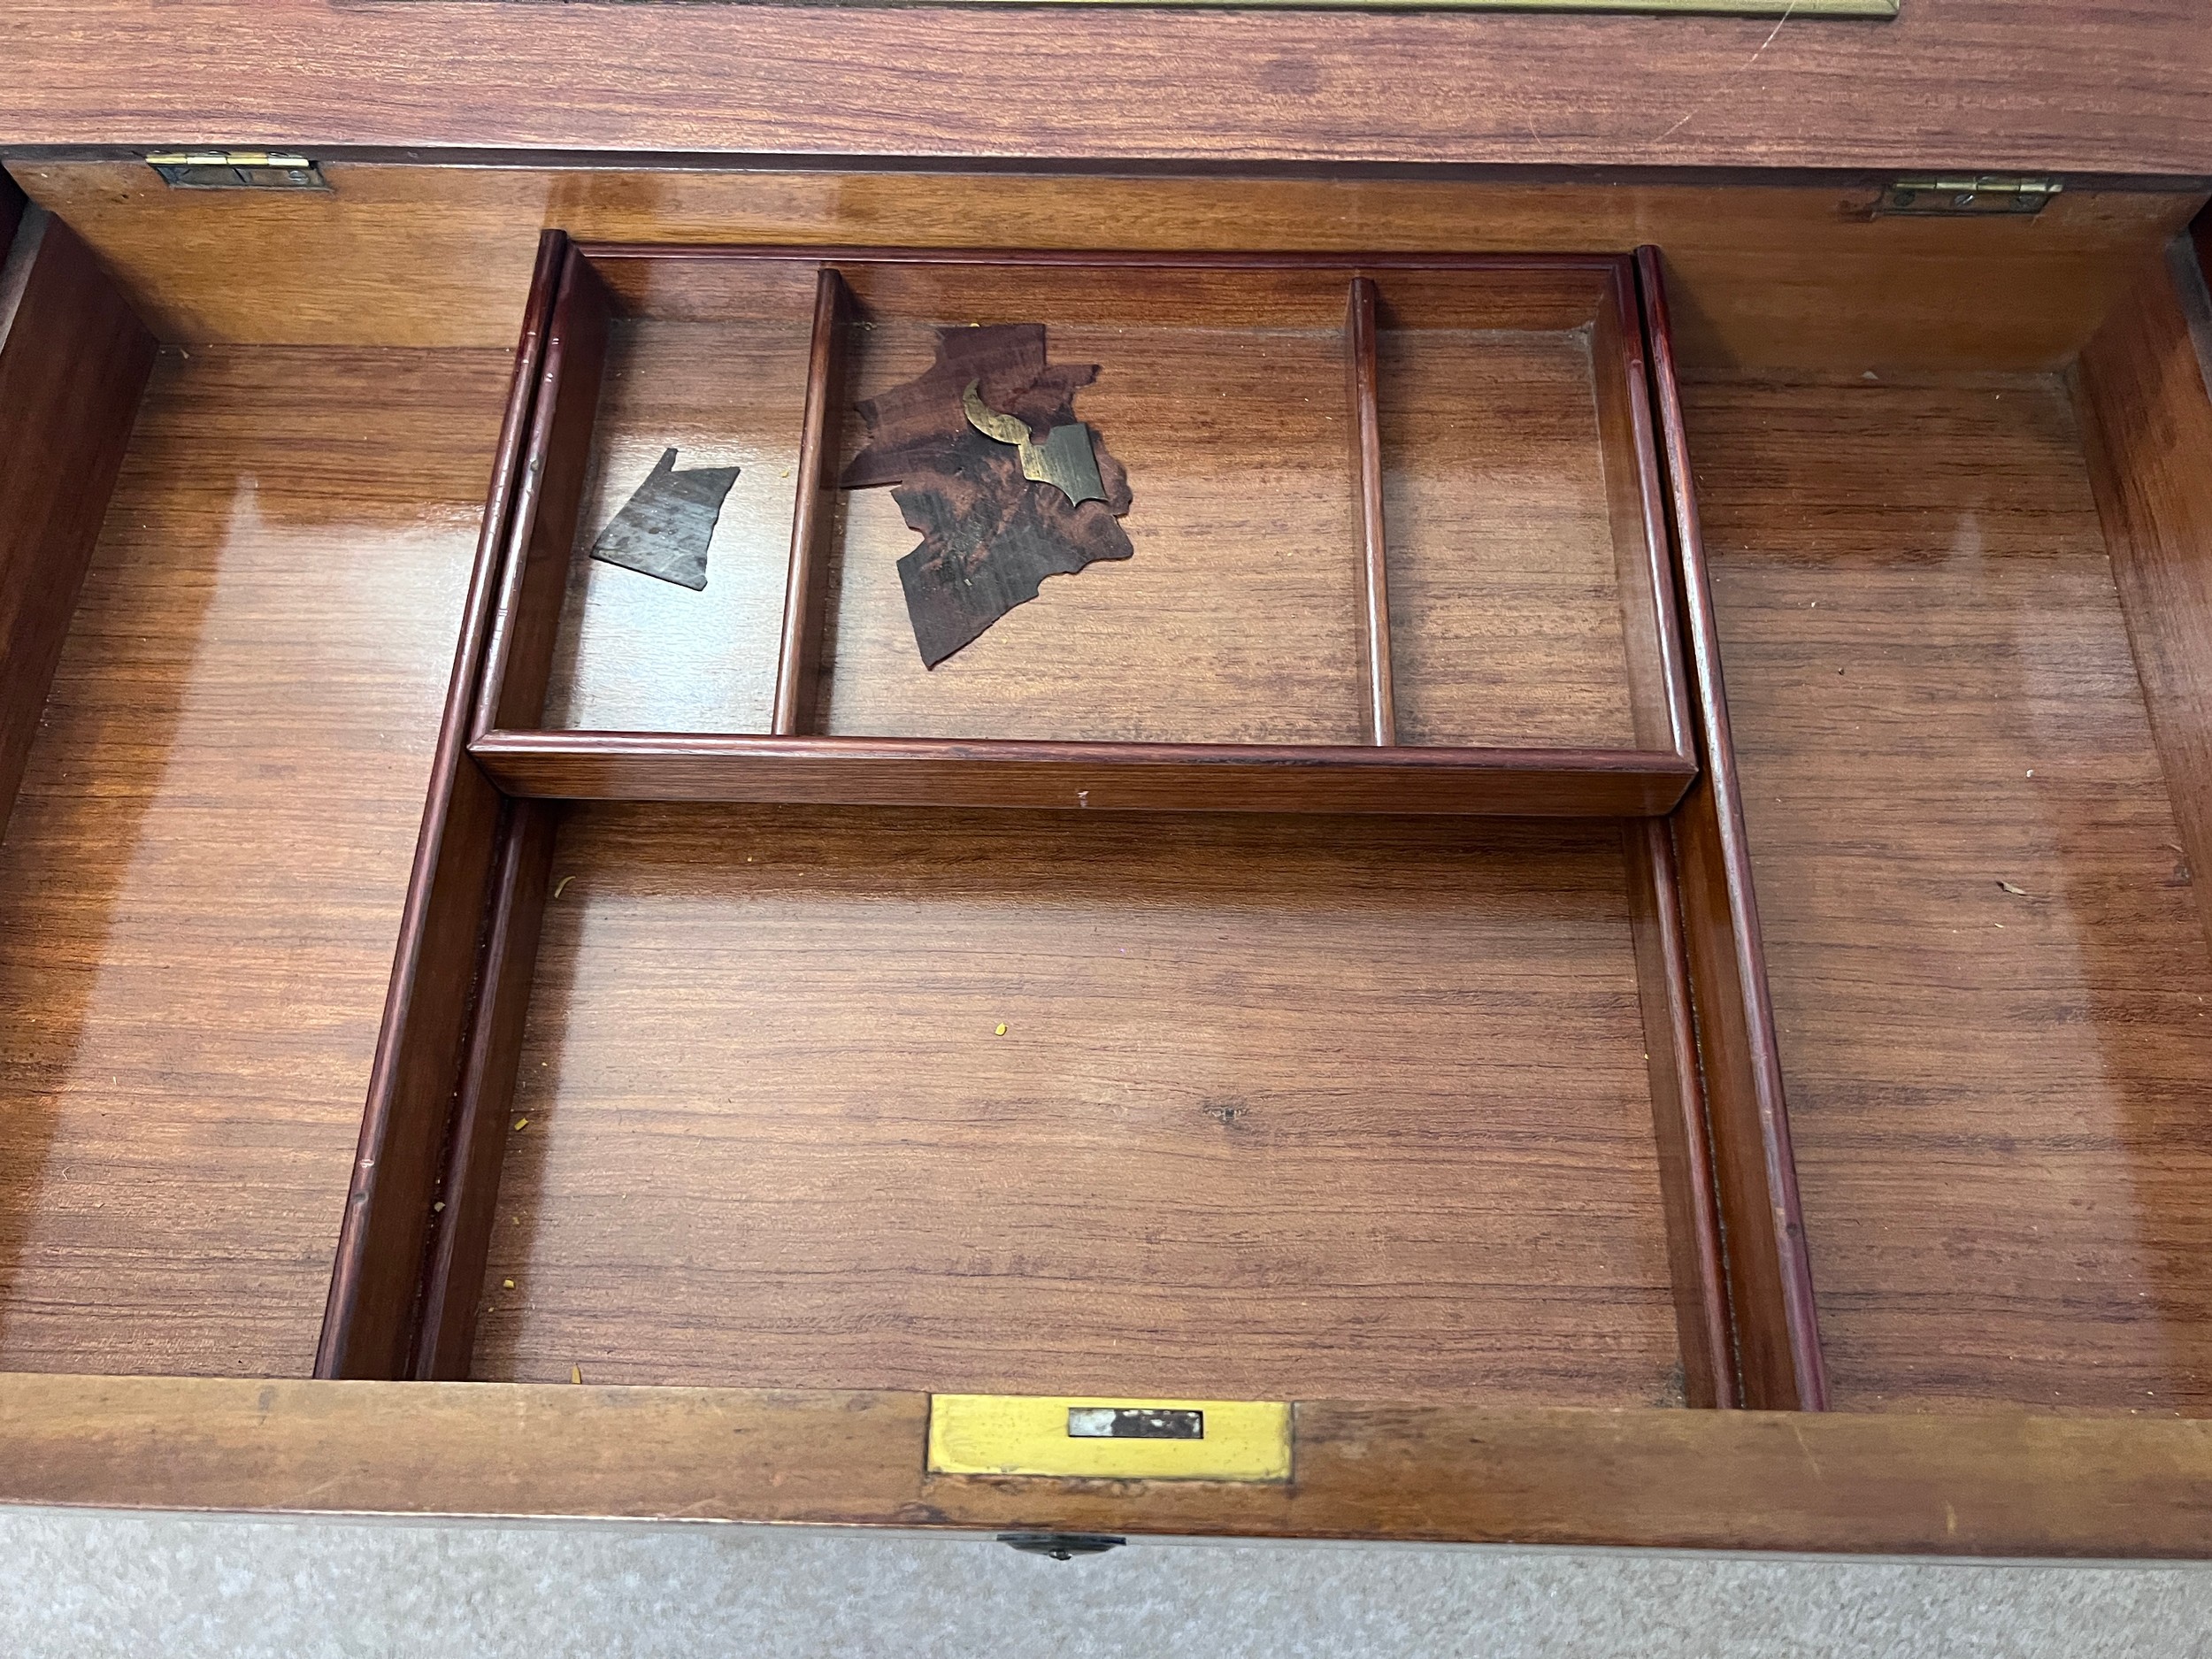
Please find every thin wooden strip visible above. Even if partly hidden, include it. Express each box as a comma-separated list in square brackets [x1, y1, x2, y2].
[0, 208, 155, 840]
[1607, 258, 1697, 763]
[411, 799, 558, 1381]
[314, 232, 568, 1379]
[1635, 245, 1826, 1411]
[1623, 818, 1737, 1410]
[8, 1374, 2212, 1556]
[771, 266, 850, 735]
[472, 244, 612, 739]
[468, 728, 1696, 816]
[1346, 276, 1394, 746]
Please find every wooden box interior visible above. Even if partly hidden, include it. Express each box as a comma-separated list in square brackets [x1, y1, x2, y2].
[540, 252, 1680, 756]
[4, 172, 2212, 1448]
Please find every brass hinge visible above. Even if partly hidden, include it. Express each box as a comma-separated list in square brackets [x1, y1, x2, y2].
[146, 151, 327, 191]
[1876, 175, 2062, 217]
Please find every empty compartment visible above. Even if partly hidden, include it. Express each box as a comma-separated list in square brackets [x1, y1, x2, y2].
[1688, 365, 2212, 1415]
[1375, 268, 1681, 751]
[0, 343, 511, 1375]
[467, 805, 1704, 1406]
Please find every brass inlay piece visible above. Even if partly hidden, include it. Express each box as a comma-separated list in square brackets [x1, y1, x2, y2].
[961, 380, 1109, 508]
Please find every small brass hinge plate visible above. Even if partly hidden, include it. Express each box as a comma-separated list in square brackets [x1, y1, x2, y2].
[928, 1394, 1292, 1481]
[1876, 176, 2062, 217]
[147, 151, 328, 191]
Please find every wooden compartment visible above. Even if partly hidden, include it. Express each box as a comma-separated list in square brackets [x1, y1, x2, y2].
[10, 161, 2212, 1557]
[0, 210, 511, 1376]
[473, 805, 1699, 1407]
[467, 246, 1694, 818]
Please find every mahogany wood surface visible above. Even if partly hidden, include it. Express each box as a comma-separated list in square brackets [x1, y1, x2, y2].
[12, 165, 2199, 379]
[1687, 371, 2212, 1414]
[4, 1, 2211, 175]
[472, 804, 1687, 1405]
[1624, 820, 1735, 1411]
[12, 1374, 2212, 1557]
[2077, 243, 2212, 964]
[0, 345, 507, 1377]
[771, 268, 852, 736]
[316, 239, 566, 1379]
[473, 248, 611, 740]
[0, 210, 153, 841]
[411, 802, 557, 1382]
[544, 315, 813, 734]
[470, 730, 1695, 817]
[1346, 278, 1394, 746]
[1640, 250, 1825, 1412]
[482, 246, 1686, 809]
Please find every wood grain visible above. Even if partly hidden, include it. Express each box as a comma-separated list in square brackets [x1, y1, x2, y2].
[541, 315, 814, 734]
[2077, 242, 2212, 962]
[411, 800, 557, 1381]
[1688, 372, 2212, 1414]
[0, 209, 154, 840]
[472, 804, 1687, 1407]
[314, 240, 569, 1379]
[1346, 278, 1394, 746]
[1624, 820, 1736, 1410]
[12, 163, 2199, 376]
[825, 311, 1367, 744]
[474, 247, 611, 738]
[12, 1374, 2212, 1557]
[1378, 318, 1636, 749]
[0, 345, 508, 1376]
[1640, 250, 1826, 1411]
[470, 730, 1696, 818]
[771, 267, 850, 735]
[3, 0, 2211, 173]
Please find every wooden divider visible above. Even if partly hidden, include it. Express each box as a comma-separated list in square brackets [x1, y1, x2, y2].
[1635, 245, 1828, 1412]
[315, 233, 570, 1379]
[770, 265, 852, 736]
[1345, 275, 1394, 747]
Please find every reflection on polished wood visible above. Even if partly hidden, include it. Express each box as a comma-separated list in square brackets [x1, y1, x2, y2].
[474, 803, 1687, 1406]
[0, 347, 509, 1376]
[0, 0, 2200, 173]
[12, 164, 2200, 378]
[1691, 373, 2212, 1413]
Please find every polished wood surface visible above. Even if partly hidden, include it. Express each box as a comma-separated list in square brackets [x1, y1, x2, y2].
[826, 307, 1364, 743]
[1346, 278, 1394, 745]
[2078, 243, 2212, 961]
[473, 804, 1687, 1405]
[0, 345, 507, 1376]
[12, 164, 2200, 378]
[477, 247, 1691, 812]
[4, 1, 2211, 173]
[1689, 371, 2212, 1413]
[471, 731, 1696, 817]
[1641, 250, 1825, 1412]
[1624, 820, 1735, 1410]
[771, 268, 852, 736]
[544, 316, 812, 734]
[316, 241, 568, 1379]
[13, 1373, 2212, 1557]
[411, 801, 557, 1382]
[0, 210, 153, 840]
